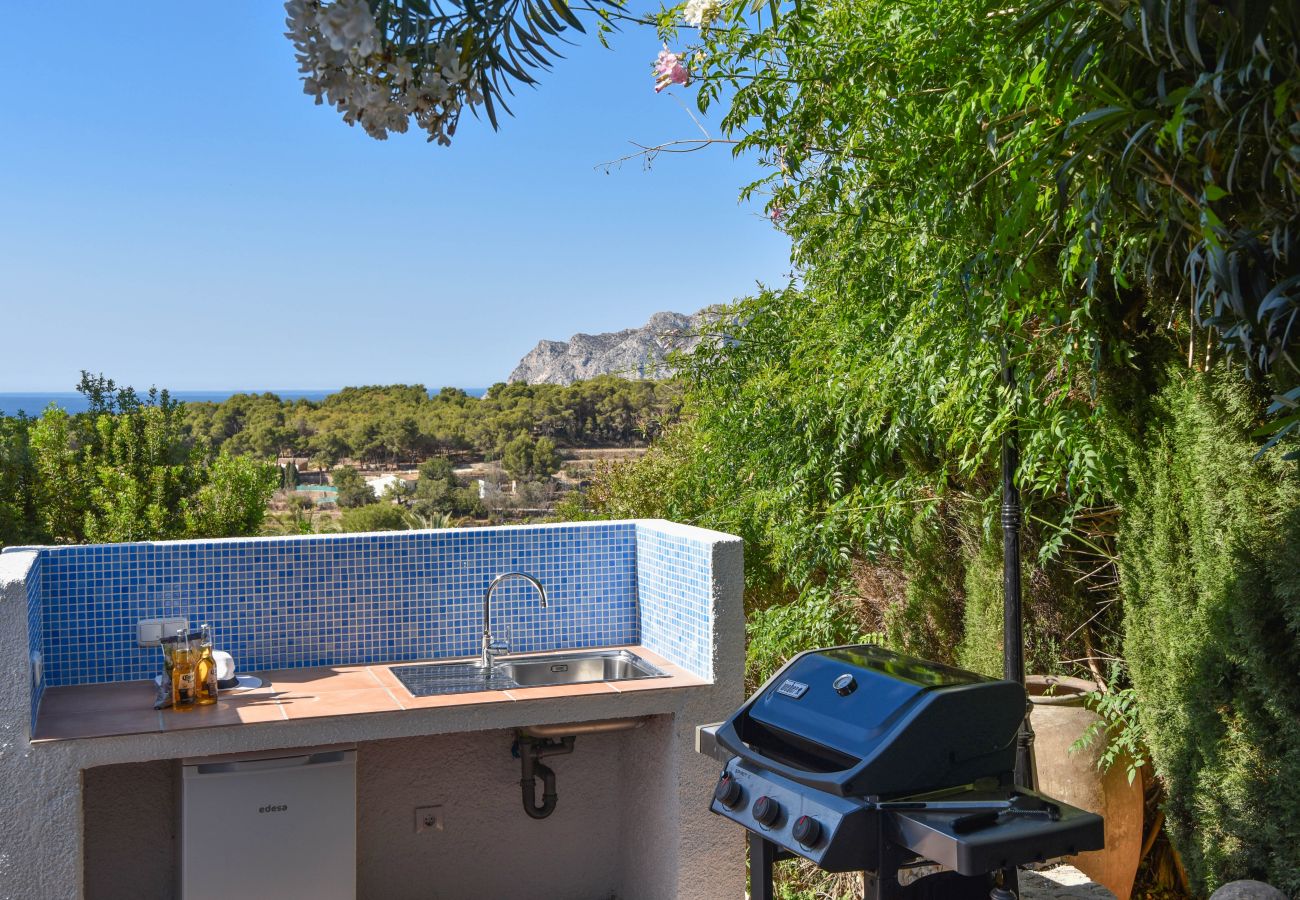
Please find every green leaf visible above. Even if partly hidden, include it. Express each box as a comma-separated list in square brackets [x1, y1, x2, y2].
[1066, 106, 1127, 132]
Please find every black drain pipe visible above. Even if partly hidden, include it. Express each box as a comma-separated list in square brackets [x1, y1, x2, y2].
[516, 735, 575, 819]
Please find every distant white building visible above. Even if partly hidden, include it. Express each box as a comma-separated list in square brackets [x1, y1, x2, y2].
[365, 474, 402, 497]
[477, 479, 516, 500]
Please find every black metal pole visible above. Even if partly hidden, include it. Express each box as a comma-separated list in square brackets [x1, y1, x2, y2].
[1001, 353, 1036, 790]
[749, 833, 778, 900]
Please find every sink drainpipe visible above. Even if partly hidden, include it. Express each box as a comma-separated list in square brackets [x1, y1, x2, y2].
[512, 718, 648, 819]
[516, 735, 575, 819]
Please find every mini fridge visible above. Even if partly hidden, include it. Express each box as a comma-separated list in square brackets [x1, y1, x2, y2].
[180, 747, 356, 900]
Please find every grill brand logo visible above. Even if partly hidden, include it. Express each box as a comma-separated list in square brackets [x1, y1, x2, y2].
[776, 679, 809, 699]
[258, 804, 288, 814]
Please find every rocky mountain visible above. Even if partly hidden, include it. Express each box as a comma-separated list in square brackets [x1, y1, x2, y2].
[508, 310, 711, 385]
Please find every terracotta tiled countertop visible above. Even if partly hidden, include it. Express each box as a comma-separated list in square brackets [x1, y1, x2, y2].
[32, 645, 706, 742]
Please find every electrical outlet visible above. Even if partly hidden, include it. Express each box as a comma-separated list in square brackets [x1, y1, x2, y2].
[137, 617, 188, 647]
[414, 805, 443, 834]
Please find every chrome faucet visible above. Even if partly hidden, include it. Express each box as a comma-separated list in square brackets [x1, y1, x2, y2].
[480, 572, 548, 670]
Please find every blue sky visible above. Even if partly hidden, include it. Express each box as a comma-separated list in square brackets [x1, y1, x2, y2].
[0, 3, 789, 391]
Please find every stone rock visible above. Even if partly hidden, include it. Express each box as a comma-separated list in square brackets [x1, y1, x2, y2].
[1019, 865, 1116, 899]
[508, 309, 717, 385]
[1209, 881, 1289, 900]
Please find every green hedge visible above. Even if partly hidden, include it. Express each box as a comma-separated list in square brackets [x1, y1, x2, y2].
[950, 507, 1099, 681]
[1118, 369, 1300, 895]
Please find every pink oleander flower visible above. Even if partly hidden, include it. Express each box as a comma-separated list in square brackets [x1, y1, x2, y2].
[654, 45, 689, 93]
[770, 205, 786, 223]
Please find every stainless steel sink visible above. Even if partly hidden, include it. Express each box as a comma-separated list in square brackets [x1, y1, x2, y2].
[502, 650, 666, 687]
[390, 649, 669, 698]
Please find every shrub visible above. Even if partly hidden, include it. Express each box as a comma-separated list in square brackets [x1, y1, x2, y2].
[331, 465, 374, 508]
[339, 503, 413, 533]
[1118, 368, 1300, 895]
[746, 591, 878, 688]
[885, 509, 966, 664]
[957, 533, 1007, 678]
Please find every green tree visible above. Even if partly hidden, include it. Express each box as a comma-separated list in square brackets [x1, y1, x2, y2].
[339, 502, 415, 533]
[0, 414, 37, 546]
[26, 406, 86, 542]
[1117, 369, 1300, 893]
[307, 431, 348, 470]
[411, 456, 459, 519]
[417, 456, 456, 484]
[453, 484, 486, 518]
[331, 465, 374, 508]
[532, 437, 559, 479]
[4, 374, 278, 546]
[183, 379, 677, 466]
[502, 432, 535, 479]
[381, 477, 413, 502]
[184, 453, 280, 538]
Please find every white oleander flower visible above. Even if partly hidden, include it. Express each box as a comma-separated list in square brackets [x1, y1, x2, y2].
[682, 0, 723, 28]
[284, 1, 482, 144]
[434, 40, 469, 85]
[317, 0, 380, 56]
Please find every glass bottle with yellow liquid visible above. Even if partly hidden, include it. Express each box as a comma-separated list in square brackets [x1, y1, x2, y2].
[170, 629, 198, 711]
[195, 623, 219, 706]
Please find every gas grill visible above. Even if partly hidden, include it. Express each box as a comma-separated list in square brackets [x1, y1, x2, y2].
[699, 645, 1104, 899]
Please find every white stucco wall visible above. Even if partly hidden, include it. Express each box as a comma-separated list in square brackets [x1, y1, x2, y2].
[0, 551, 82, 900]
[1, 524, 746, 900]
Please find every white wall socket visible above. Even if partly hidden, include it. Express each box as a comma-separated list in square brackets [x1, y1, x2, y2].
[137, 617, 189, 646]
[414, 805, 443, 834]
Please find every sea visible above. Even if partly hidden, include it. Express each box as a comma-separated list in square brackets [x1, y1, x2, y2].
[0, 388, 487, 417]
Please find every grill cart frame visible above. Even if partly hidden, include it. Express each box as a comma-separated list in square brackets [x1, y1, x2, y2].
[699, 645, 1104, 900]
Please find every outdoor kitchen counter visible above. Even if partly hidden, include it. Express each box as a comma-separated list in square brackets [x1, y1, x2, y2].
[31, 645, 707, 743]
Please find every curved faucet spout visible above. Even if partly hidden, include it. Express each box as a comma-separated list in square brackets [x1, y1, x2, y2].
[481, 572, 548, 670]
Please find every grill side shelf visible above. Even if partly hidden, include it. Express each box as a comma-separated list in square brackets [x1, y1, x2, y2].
[884, 790, 1104, 876]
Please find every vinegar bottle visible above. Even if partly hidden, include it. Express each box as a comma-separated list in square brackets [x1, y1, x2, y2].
[171, 629, 197, 711]
[196, 624, 218, 706]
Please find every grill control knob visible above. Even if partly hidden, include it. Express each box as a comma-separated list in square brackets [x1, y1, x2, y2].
[714, 774, 743, 809]
[752, 795, 781, 827]
[833, 673, 858, 696]
[792, 815, 822, 847]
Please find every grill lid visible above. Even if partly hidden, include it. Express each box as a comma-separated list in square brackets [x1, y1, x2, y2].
[715, 645, 1027, 798]
[749, 646, 990, 750]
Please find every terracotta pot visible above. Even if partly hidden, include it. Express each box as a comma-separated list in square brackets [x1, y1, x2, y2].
[1027, 675, 1144, 900]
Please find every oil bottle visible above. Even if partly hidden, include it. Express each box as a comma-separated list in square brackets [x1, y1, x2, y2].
[195, 624, 218, 705]
[170, 628, 198, 711]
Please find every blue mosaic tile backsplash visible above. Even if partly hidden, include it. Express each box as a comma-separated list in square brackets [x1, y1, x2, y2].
[26, 552, 43, 731]
[36, 522, 639, 687]
[14, 518, 728, 696]
[637, 524, 714, 679]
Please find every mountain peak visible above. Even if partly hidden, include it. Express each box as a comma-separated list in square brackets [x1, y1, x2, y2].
[508, 310, 709, 385]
